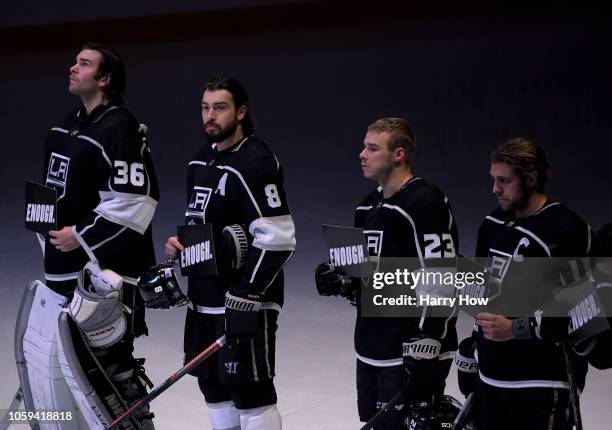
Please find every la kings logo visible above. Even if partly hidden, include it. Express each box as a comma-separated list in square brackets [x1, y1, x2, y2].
[364, 230, 383, 258]
[46, 152, 70, 199]
[185, 186, 212, 221]
[224, 361, 239, 374]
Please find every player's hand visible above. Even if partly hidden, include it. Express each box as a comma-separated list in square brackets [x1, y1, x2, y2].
[48, 226, 80, 252]
[476, 312, 513, 341]
[165, 236, 184, 260]
[315, 263, 352, 296]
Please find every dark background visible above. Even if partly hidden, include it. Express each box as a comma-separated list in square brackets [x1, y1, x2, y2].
[1, 2, 610, 279]
[0, 2, 611, 427]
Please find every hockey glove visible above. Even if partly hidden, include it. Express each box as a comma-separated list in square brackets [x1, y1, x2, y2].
[224, 291, 262, 341]
[402, 337, 446, 403]
[455, 338, 478, 397]
[315, 263, 354, 296]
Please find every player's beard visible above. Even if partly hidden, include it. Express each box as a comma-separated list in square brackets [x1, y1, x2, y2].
[205, 119, 239, 143]
[508, 182, 531, 213]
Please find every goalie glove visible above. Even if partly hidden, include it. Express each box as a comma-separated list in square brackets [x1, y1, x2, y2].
[69, 263, 127, 348]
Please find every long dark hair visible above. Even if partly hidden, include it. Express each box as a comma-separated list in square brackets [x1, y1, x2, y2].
[204, 76, 254, 135]
[82, 42, 127, 106]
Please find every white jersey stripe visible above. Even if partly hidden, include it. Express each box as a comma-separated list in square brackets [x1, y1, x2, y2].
[382, 203, 425, 267]
[479, 371, 570, 390]
[356, 353, 403, 367]
[249, 249, 266, 284]
[485, 215, 505, 225]
[218, 165, 262, 218]
[514, 226, 551, 256]
[77, 135, 112, 167]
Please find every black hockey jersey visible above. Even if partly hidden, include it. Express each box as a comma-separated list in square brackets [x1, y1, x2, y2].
[353, 177, 458, 365]
[184, 136, 295, 311]
[474, 201, 591, 389]
[42, 104, 159, 285]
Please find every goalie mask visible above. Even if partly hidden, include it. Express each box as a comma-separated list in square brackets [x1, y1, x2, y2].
[407, 395, 475, 430]
[138, 261, 189, 309]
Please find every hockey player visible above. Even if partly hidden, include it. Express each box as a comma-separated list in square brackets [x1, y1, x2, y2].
[164, 77, 295, 430]
[573, 223, 612, 369]
[37, 43, 158, 427]
[315, 118, 458, 429]
[471, 138, 591, 429]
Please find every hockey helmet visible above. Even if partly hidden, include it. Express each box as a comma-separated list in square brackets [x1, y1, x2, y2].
[407, 395, 475, 430]
[137, 261, 189, 309]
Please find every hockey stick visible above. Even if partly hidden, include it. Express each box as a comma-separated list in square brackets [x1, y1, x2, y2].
[452, 392, 474, 430]
[359, 386, 406, 430]
[562, 342, 583, 430]
[107, 335, 227, 430]
[0, 386, 24, 430]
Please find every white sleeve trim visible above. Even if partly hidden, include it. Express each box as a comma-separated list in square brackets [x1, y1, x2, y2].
[249, 249, 266, 284]
[249, 215, 296, 251]
[95, 191, 157, 234]
[90, 226, 128, 251]
[72, 225, 98, 263]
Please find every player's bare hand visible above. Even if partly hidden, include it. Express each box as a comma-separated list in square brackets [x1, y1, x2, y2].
[48, 226, 81, 252]
[476, 312, 513, 341]
[165, 236, 184, 260]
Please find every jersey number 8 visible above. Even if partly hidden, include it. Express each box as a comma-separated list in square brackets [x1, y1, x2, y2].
[264, 184, 281, 208]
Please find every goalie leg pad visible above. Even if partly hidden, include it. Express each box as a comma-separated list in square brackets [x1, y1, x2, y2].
[207, 401, 240, 430]
[58, 312, 154, 430]
[238, 405, 282, 430]
[19, 281, 82, 429]
[14, 281, 38, 421]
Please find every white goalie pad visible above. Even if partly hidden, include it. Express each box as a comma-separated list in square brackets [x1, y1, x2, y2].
[17, 280, 85, 430]
[57, 312, 112, 430]
[14, 281, 38, 424]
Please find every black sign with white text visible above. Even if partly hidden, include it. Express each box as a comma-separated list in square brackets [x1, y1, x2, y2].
[24, 180, 57, 234]
[177, 224, 218, 277]
[322, 224, 370, 278]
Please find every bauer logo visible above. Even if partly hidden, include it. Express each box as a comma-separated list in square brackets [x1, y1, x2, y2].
[46, 152, 70, 199]
[186, 186, 213, 220]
